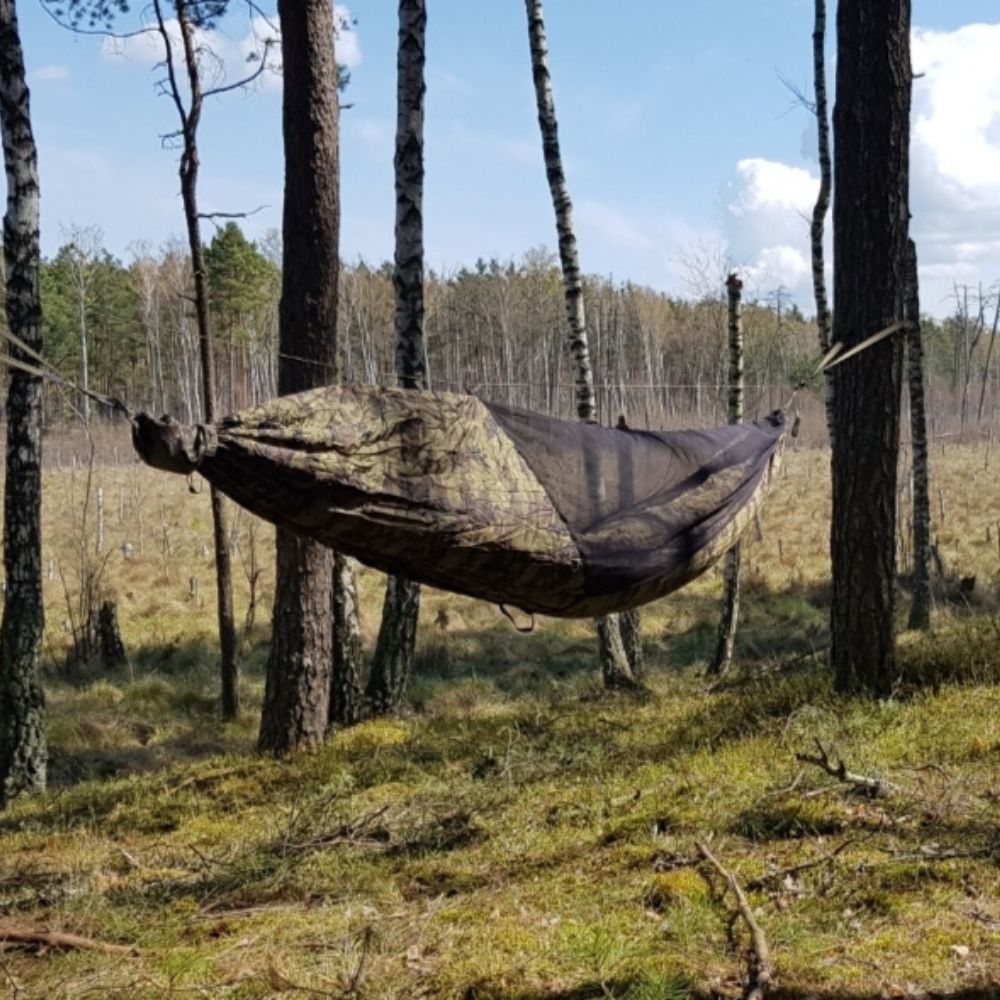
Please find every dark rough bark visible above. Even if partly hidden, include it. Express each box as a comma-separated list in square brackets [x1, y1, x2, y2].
[366, 573, 420, 715]
[904, 240, 931, 630]
[0, 0, 47, 806]
[525, 0, 639, 691]
[810, 0, 835, 443]
[367, 0, 427, 718]
[831, 0, 911, 696]
[330, 553, 364, 728]
[709, 273, 744, 676]
[259, 0, 340, 754]
[155, 0, 239, 721]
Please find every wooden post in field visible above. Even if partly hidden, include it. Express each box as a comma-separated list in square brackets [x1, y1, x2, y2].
[708, 273, 744, 676]
[95, 487, 105, 555]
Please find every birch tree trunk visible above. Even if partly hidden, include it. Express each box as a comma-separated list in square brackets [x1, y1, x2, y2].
[0, 0, 47, 805]
[525, 0, 640, 690]
[708, 273, 744, 676]
[259, 0, 340, 753]
[366, 0, 426, 718]
[831, 0, 911, 696]
[330, 552, 364, 728]
[810, 0, 834, 443]
[154, 0, 239, 721]
[904, 239, 931, 630]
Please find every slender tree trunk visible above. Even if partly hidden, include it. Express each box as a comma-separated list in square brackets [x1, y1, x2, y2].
[259, 0, 340, 754]
[156, 0, 239, 721]
[810, 0, 835, 443]
[976, 296, 999, 425]
[78, 287, 90, 425]
[525, 0, 640, 691]
[0, 0, 47, 806]
[831, 0, 911, 696]
[330, 552, 364, 728]
[366, 0, 427, 718]
[905, 240, 931, 630]
[709, 273, 744, 676]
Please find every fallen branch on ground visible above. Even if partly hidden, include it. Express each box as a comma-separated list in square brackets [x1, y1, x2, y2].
[697, 841, 773, 1000]
[0, 926, 140, 956]
[795, 737, 899, 797]
[745, 836, 866, 891]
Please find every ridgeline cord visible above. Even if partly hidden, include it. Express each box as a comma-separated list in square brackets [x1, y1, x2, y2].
[0, 326, 133, 420]
[2, 318, 908, 431]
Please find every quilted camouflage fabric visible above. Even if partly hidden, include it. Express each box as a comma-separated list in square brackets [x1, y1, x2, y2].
[132, 384, 784, 618]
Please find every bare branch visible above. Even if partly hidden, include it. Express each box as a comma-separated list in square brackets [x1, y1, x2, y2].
[198, 204, 269, 227]
[0, 925, 140, 957]
[795, 738, 899, 797]
[745, 835, 869, 891]
[697, 841, 773, 1000]
[201, 38, 276, 99]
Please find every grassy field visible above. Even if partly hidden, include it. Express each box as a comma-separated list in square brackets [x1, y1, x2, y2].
[1, 429, 999, 998]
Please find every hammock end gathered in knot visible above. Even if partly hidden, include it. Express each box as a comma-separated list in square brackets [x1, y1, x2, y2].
[131, 413, 217, 475]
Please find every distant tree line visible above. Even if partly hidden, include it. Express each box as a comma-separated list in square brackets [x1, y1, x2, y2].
[29, 225, 998, 434]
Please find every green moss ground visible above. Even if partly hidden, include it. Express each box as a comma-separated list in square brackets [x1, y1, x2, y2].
[1, 439, 998, 998]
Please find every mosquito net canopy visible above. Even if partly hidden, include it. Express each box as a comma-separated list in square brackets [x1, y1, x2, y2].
[132, 384, 784, 618]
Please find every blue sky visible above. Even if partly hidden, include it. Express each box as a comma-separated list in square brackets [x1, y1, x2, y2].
[20, 1, 1000, 314]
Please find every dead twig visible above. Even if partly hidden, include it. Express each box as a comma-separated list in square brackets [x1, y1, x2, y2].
[745, 835, 867, 891]
[697, 841, 773, 1000]
[0, 926, 140, 957]
[172, 763, 254, 793]
[344, 926, 375, 997]
[284, 805, 393, 855]
[795, 738, 899, 797]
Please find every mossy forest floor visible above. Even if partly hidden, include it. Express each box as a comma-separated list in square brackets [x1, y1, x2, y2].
[1, 437, 999, 998]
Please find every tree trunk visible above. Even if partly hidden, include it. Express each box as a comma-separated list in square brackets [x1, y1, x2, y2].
[157, 0, 239, 721]
[709, 273, 744, 676]
[525, 0, 640, 691]
[810, 0, 835, 444]
[330, 552, 364, 729]
[366, 573, 420, 716]
[259, 0, 340, 754]
[367, 0, 427, 718]
[0, 0, 47, 806]
[831, 0, 911, 696]
[904, 239, 931, 630]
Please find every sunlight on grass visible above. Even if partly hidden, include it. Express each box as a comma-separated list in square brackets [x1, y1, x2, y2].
[0, 439, 998, 997]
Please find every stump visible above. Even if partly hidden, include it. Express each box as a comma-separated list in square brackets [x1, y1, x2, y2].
[97, 600, 128, 669]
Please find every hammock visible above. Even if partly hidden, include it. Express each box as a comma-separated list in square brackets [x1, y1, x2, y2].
[131, 384, 784, 618]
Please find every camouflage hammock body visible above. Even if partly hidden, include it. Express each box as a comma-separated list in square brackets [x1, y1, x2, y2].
[132, 384, 784, 618]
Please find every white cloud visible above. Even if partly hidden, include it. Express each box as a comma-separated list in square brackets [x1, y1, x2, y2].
[719, 158, 818, 298]
[101, 5, 359, 93]
[717, 22, 1000, 315]
[32, 64, 70, 82]
[742, 244, 812, 293]
[334, 7, 362, 70]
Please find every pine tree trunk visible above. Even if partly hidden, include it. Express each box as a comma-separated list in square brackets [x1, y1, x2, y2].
[367, 0, 427, 717]
[259, 0, 340, 753]
[525, 0, 640, 691]
[0, 0, 47, 806]
[160, 0, 240, 721]
[810, 0, 835, 443]
[708, 273, 744, 676]
[905, 239, 931, 630]
[366, 573, 421, 715]
[831, 0, 911, 696]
